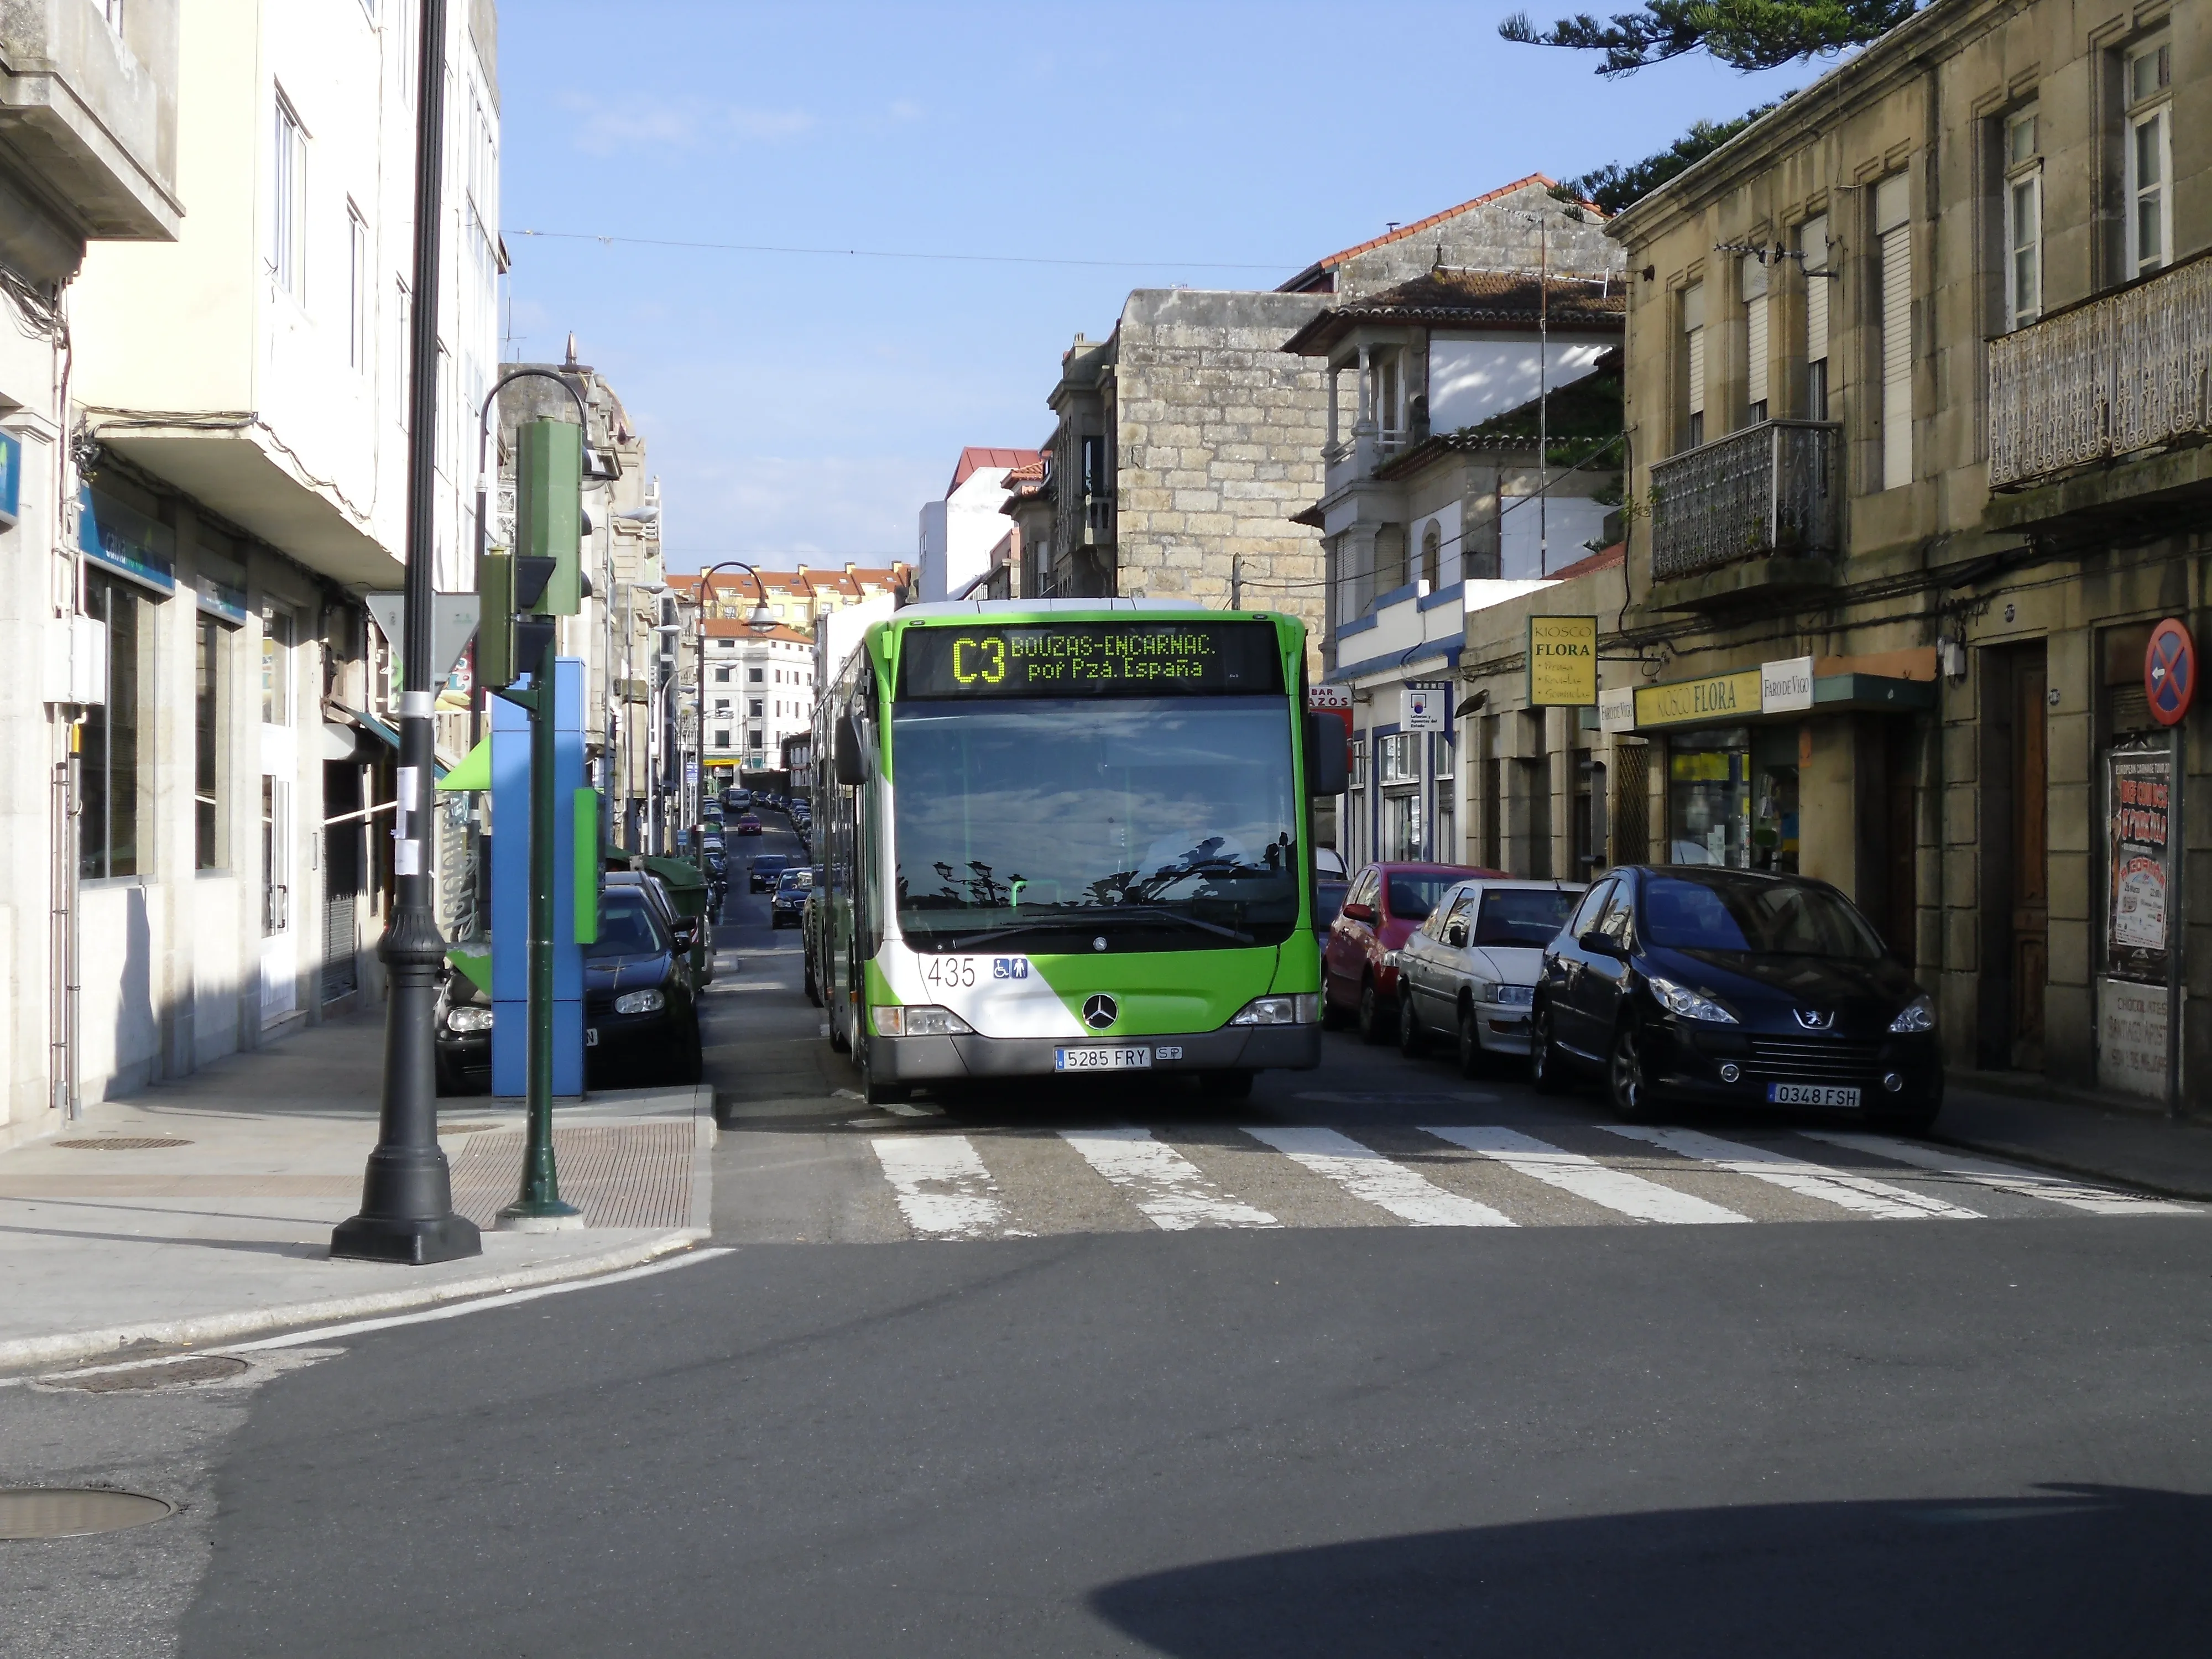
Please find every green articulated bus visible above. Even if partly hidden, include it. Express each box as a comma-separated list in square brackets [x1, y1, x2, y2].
[813, 600, 1347, 1104]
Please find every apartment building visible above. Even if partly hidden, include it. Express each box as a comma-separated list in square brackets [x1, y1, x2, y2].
[916, 447, 1038, 601]
[45, 0, 500, 1109]
[0, 0, 181, 1144]
[1599, 0, 2206, 1103]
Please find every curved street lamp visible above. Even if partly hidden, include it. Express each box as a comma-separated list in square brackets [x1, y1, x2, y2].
[682, 560, 775, 838]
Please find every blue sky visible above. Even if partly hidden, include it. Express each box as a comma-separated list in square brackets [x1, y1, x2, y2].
[496, 2, 1820, 573]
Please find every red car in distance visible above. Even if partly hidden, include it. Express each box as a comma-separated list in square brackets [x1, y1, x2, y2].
[1324, 860, 1499, 1042]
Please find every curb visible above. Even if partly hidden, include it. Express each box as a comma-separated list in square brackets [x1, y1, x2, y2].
[0, 1227, 710, 1377]
[1931, 1131, 2212, 1204]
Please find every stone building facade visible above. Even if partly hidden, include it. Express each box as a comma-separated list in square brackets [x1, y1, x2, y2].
[1024, 178, 1623, 677]
[1593, 0, 2210, 1106]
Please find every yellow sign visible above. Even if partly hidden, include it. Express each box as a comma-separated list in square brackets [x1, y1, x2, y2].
[1527, 615, 1599, 706]
[1635, 668, 1763, 728]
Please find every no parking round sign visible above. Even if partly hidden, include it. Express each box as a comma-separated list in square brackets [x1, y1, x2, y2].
[2145, 618, 2197, 727]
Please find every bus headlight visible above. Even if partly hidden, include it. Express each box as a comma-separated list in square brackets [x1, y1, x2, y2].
[872, 1004, 973, 1037]
[1230, 994, 1319, 1026]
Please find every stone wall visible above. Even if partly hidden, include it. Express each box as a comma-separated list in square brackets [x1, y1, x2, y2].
[1331, 181, 1624, 300]
[1111, 289, 1329, 665]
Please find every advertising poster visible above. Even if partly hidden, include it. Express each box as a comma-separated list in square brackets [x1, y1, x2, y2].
[2105, 744, 2172, 980]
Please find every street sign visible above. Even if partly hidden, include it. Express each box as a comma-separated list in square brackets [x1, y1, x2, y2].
[1527, 615, 1598, 706]
[1401, 682, 1447, 732]
[2146, 618, 2195, 727]
[368, 593, 483, 690]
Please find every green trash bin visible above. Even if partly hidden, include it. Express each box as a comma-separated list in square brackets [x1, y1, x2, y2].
[634, 853, 714, 985]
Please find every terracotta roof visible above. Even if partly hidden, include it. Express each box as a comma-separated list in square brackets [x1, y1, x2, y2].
[947, 447, 1043, 495]
[1542, 541, 1624, 582]
[702, 619, 815, 645]
[1004, 457, 1046, 483]
[1277, 175, 1605, 294]
[1282, 269, 1626, 356]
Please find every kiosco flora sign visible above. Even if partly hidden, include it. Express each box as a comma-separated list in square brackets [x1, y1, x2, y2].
[1527, 615, 1598, 706]
[1634, 669, 1762, 728]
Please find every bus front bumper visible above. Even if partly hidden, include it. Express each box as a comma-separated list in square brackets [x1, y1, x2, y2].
[867, 1025, 1321, 1083]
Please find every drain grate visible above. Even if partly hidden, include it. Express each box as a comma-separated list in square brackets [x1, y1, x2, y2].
[45, 1356, 248, 1392]
[436, 1121, 502, 1135]
[53, 1137, 192, 1151]
[0, 1489, 175, 1540]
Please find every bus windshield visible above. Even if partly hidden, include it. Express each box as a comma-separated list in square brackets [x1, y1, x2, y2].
[891, 695, 1300, 951]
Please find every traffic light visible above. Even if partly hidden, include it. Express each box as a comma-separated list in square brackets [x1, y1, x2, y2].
[515, 418, 583, 617]
[476, 549, 515, 686]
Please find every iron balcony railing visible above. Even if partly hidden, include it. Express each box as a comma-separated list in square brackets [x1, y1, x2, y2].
[1987, 249, 2212, 491]
[1649, 419, 1842, 583]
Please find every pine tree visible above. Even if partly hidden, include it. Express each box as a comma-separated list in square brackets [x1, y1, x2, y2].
[1500, 1, 1921, 76]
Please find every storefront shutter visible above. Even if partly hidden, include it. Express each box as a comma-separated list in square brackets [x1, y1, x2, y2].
[1684, 282, 1706, 420]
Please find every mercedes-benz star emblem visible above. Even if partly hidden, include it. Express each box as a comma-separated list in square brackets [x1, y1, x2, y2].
[1793, 1009, 1835, 1031]
[1083, 994, 1118, 1031]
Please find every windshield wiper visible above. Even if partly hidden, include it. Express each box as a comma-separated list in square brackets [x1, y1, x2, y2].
[934, 907, 1253, 951]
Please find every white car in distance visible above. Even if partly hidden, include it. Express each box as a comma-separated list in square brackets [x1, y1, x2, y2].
[1394, 879, 1587, 1074]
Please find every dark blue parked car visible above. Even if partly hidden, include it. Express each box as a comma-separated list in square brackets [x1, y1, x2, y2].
[1530, 865, 1940, 1132]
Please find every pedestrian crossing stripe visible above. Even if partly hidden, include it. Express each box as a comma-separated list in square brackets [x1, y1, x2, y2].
[862, 1125, 2200, 1240]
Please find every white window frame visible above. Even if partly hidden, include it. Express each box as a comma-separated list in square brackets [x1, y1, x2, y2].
[2004, 107, 2042, 329]
[270, 90, 307, 298]
[346, 202, 369, 369]
[1875, 172, 1913, 492]
[2124, 35, 2173, 279]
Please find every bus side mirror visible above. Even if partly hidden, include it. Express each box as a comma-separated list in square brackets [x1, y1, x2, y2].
[833, 714, 867, 786]
[1305, 712, 1349, 796]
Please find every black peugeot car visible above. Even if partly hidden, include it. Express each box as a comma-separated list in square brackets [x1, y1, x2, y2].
[1531, 864, 1941, 1131]
[586, 886, 703, 1087]
[769, 864, 813, 928]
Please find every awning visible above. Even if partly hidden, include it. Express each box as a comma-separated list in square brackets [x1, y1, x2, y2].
[437, 736, 491, 792]
[325, 702, 449, 780]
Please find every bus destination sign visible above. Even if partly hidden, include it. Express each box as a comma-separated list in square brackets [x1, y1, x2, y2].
[899, 620, 1284, 699]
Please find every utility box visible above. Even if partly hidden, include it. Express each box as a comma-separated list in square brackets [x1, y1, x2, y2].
[489, 657, 587, 1097]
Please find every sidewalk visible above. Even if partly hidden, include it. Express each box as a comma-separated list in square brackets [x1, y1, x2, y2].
[0, 1013, 717, 1374]
[1941, 1076, 2212, 1202]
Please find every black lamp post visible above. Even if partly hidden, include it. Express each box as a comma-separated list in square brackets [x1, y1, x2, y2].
[687, 561, 775, 826]
[333, 0, 475, 1263]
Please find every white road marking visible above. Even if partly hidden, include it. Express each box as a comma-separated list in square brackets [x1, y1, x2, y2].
[1422, 1125, 1749, 1224]
[1059, 1128, 1279, 1230]
[870, 1136, 1009, 1239]
[1800, 1132, 2203, 1216]
[1599, 1125, 1982, 1219]
[213, 1249, 737, 1352]
[1245, 1126, 1515, 1226]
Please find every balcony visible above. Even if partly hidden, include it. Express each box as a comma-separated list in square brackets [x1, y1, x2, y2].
[1986, 251, 2212, 525]
[1647, 420, 1841, 607]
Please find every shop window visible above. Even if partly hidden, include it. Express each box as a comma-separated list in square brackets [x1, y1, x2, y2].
[81, 573, 145, 881]
[1667, 729, 1751, 867]
[262, 609, 294, 726]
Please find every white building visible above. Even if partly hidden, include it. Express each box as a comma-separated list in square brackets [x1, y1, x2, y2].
[700, 622, 815, 778]
[19, 0, 503, 1116]
[915, 446, 1039, 602]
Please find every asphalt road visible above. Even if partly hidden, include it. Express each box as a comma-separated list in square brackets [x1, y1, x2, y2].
[13, 815, 2212, 1655]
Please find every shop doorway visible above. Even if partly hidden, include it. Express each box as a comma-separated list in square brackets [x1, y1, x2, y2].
[1978, 644, 2048, 1070]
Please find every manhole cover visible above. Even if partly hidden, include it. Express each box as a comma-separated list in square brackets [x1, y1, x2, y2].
[45, 1356, 248, 1392]
[53, 1137, 192, 1151]
[0, 1489, 175, 1540]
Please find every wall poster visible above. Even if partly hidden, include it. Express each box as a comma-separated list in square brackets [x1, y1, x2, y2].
[2099, 741, 2174, 1102]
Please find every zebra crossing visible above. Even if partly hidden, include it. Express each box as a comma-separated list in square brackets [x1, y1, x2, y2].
[860, 1120, 2200, 1241]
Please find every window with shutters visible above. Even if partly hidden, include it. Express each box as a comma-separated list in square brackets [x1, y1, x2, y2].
[2002, 108, 2042, 329]
[1875, 173, 1913, 491]
[2124, 35, 2172, 278]
[1799, 215, 1831, 420]
[1681, 282, 1706, 450]
[1742, 253, 1770, 422]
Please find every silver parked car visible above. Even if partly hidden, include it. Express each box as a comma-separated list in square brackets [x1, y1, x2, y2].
[1394, 878, 1586, 1074]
